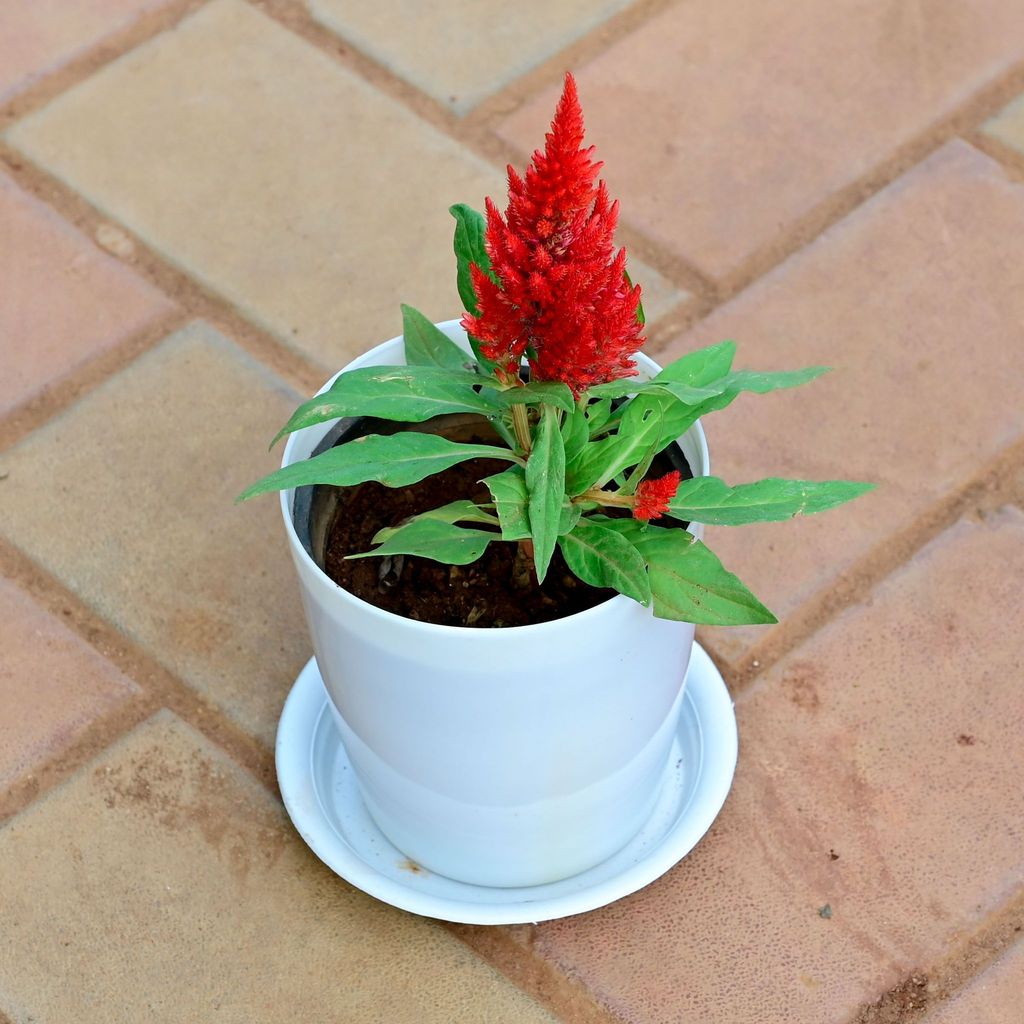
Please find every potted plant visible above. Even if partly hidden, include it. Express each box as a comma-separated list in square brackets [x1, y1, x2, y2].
[240, 74, 870, 889]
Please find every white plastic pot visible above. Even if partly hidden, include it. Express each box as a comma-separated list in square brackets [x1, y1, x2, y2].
[279, 321, 710, 887]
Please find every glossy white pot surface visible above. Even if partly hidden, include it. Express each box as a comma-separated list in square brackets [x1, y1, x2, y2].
[279, 322, 710, 887]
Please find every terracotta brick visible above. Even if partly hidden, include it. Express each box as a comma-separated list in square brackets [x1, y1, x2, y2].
[0, 578, 138, 789]
[0, 711, 556, 1023]
[0, 173, 173, 416]
[0, 0, 173, 102]
[307, 0, 633, 114]
[0, 322, 309, 744]
[532, 509, 1024, 1024]
[497, 0, 1024, 279]
[5, 0, 508, 370]
[929, 941, 1024, 1024]
[657, 141, 1024, 665]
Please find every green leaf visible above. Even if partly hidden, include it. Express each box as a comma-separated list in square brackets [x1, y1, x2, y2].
[450, 203, 498, 373]
[585, 378, 726, 405]
[596, 520, 776, 625]
[270, 365, 505, 446]
[624, 268, 645, 326]
[238, 433, 519, 501]
[484, 465, 579, 540]
[585, 379, 648, 400]
[372, 499, 498, 543]
[720, 366, 830, 394]
[561, 403, 589, 465]
[585, 397, 614, 435]
[483, 466, 530, 541]
[498, 381, 575, 413]
[666, 477, 875, 526]
[525, 405, 566, 583]
[559, 502, 583, 537]
[568, 390, 678, 493]
[349, 518, 492, 566]
[640, 363, 832, 457]
[652, 344, 826, 406]
[401, 304, 473, 371]
[559, 519, 651, 606]
[652, 340, 737, 387]
[655, 380, 732, 405]
[489, 410, 519, 450]
[450, 204, 491, 315]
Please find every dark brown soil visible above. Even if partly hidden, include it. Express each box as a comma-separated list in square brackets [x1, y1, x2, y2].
[315, 411, 691, 628]
[322, 451, 615, 628]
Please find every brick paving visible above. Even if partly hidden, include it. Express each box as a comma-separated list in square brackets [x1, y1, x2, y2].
[1, 1, 1022, 1022]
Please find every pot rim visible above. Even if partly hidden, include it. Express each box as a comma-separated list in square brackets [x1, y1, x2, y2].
[278, 321, 710, 637]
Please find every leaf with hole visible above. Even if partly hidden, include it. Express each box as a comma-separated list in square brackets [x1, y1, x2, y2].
[568, 391, 681, 493]
[270, 365, 505, 447]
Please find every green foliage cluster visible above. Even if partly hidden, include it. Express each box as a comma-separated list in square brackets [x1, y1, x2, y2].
[241, 208, 872, 625]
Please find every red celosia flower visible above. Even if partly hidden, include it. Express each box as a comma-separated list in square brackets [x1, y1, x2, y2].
[633, 471, 681, 522]
[461, 73, 644, 394]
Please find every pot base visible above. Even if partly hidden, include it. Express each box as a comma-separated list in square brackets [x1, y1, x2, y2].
[275, 644, 738, 924]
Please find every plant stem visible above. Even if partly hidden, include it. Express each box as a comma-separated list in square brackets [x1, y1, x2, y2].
[577, 487, 634, 509]
[511, 403, 532, 454]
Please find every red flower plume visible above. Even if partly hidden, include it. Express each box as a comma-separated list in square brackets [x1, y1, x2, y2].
[633, 471, 681, 522]
[462, 73, 644, 395]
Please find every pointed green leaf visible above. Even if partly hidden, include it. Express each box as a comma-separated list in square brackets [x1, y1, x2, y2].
[586, 397, 614, 435]
[568, 390, 678, 493]
[586, 378, 726, 405]
[655, 380, 733, 405]
[270, 365, 505, 446]
[450, 203, 498, 373]
[525, 405, 566, 583]
[586, 343, 817, 436]
[652, 340, 737, 387]
[238, 433, 519, 501]
[665, 477, 875, 526]
[372, 499, 498, 543]
[559, 519, 651, 606]
[640, 364, 833, 456]
[600, 521, 775, 625]
[349, 518, 492, 565]
[585, 379, 648, 400]
[561, 403, 589, 465]
[720, 366, 830, 394]
[401, 304, 473, 371]
[450, 203, 491, 315]
[483, 466, 530, 541]
[559, 502, 583, 537]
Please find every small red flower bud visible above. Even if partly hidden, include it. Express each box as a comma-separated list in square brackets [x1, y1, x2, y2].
[633, 471, 682, 522]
